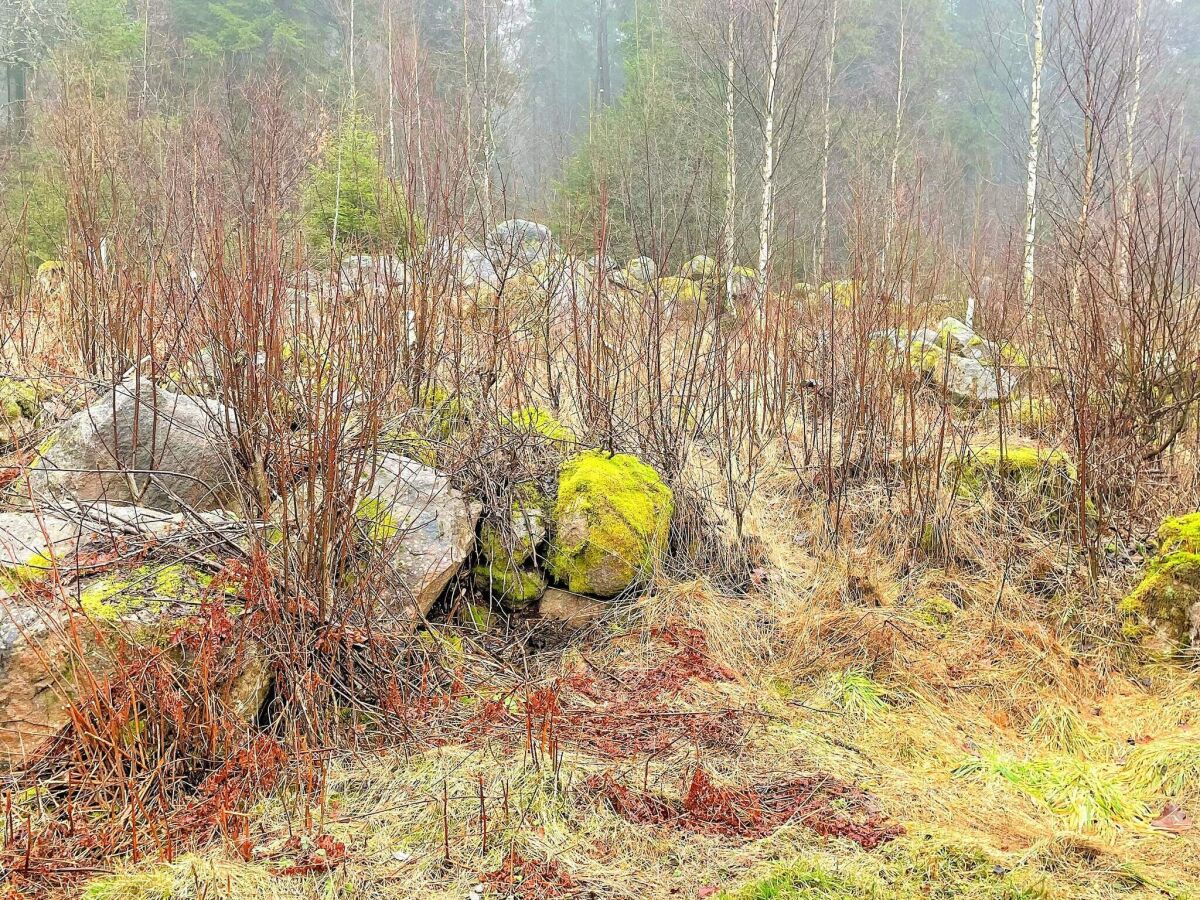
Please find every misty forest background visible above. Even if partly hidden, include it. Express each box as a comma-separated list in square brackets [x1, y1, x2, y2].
[4, 0, 1200, 280]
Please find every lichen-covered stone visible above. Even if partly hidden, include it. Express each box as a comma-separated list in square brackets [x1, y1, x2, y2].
[547, 451, 673, 598]
[355, 453, 481, 619]
[625, 256, 657, 283]
[26, 377, 238, 514]
[0, 559, 267, 766]
[1120, 513, 1200, 648]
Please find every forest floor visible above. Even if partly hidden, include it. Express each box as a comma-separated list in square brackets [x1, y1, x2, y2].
[71, 473, 1200, 900]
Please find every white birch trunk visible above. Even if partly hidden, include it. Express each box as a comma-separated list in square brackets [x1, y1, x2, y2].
[1022, 0, 1046, 320]
[815, 0, 838, 279]
[1119, 0, 1145, 300]
[755, 0, 781, 304]
[883, 1, 906, 270]
[724, 0, 737, 303]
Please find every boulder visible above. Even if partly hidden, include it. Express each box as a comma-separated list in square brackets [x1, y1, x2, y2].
[587, 254, 619, 274]
[626, 256, 658, 283]
[0, 379, 45, 448]
[1120, 513, 1200, 649]
[480, 487, 548, 569]
[919, 347, 1017, 403]
[26, 378, 239, 514]
[684, 255, 717, 280]
[538, 588, 606, 628]
[472, 562, 545, 609]
[547, 451, 674, 598]
[355, 453, 480, 618]
[0, 560, 270, 766]
[486, 220, 554, 268]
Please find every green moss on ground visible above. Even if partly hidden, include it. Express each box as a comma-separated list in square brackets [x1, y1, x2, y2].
[547, 450, 673, 597]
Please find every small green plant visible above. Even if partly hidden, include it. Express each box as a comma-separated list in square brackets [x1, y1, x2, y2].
[1025, 702, 1101, 756]
[823, 669, 890, 720]
[716, 861, 869, 899]
[954, 752, 1148, 834]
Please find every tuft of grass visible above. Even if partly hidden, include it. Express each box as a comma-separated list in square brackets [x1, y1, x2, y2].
[1025, 702, 1101, 757]
[822, 669, 890, 720]
[716, 860, 872, 899]
[81, 869, 175, 900]
[953, 752, 1149, 834]
[1122, 734, 1200, 799]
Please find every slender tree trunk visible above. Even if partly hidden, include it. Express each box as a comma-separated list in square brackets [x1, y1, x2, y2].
[595, 0, 611, 106]
[755, 0, 781, 303]
[481, 0, 495, 226]
[1022, 0, 1046, 321]
[883, 0, 906, 269]
[387, 6, 396, 174]
[724, 0, 737, 302]
[1119, 0, 1145, 300]
[815, 0, 838, 279]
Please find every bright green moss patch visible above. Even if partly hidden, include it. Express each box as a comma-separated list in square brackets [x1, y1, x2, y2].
[547, 450, 673, 597]
[78, 563, 214, 622]
[480, 484, 547, 567]
[0, 548, 59, 589]
[1120, 512, 1200, 646]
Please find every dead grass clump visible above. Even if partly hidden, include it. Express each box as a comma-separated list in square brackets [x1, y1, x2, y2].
[586, 767, 904, 849]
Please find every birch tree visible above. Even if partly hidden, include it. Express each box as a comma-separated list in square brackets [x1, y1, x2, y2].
[814, 0, 838, 279]
[1021, 0, 1047, 319]
[754, 0, 781, 303]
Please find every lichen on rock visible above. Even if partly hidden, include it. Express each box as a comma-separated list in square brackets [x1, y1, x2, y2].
[547, 450, 674, 598]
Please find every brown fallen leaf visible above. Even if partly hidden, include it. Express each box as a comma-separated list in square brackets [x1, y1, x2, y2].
[1152, 803, 1193, 834]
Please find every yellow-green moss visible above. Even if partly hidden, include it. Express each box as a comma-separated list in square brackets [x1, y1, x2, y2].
[1120, 513, 1200, 646]
[473, 563, 545, 608]
[480, 487, 546, 567]
[0, 378, 40, 422]
[500, 407, 575, 443]
[946, 445, 1076, 502]
[0, 548, 60, 590]
[547, 451, 673, 597]
[78, 562, 213, 622]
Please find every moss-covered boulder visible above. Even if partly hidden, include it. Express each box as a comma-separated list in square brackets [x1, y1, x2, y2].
[480, 484, 548, 569]
[945, 442, 1078, 525]
[547, 451, 673, 598]
[472, 562, 545, 609]
[0, 378, 45, 448]
[1120, 513, 1200, 648]
[0, 556, 268, 766]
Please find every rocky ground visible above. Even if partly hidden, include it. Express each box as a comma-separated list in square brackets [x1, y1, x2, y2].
[1, 227, 1198, 898]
